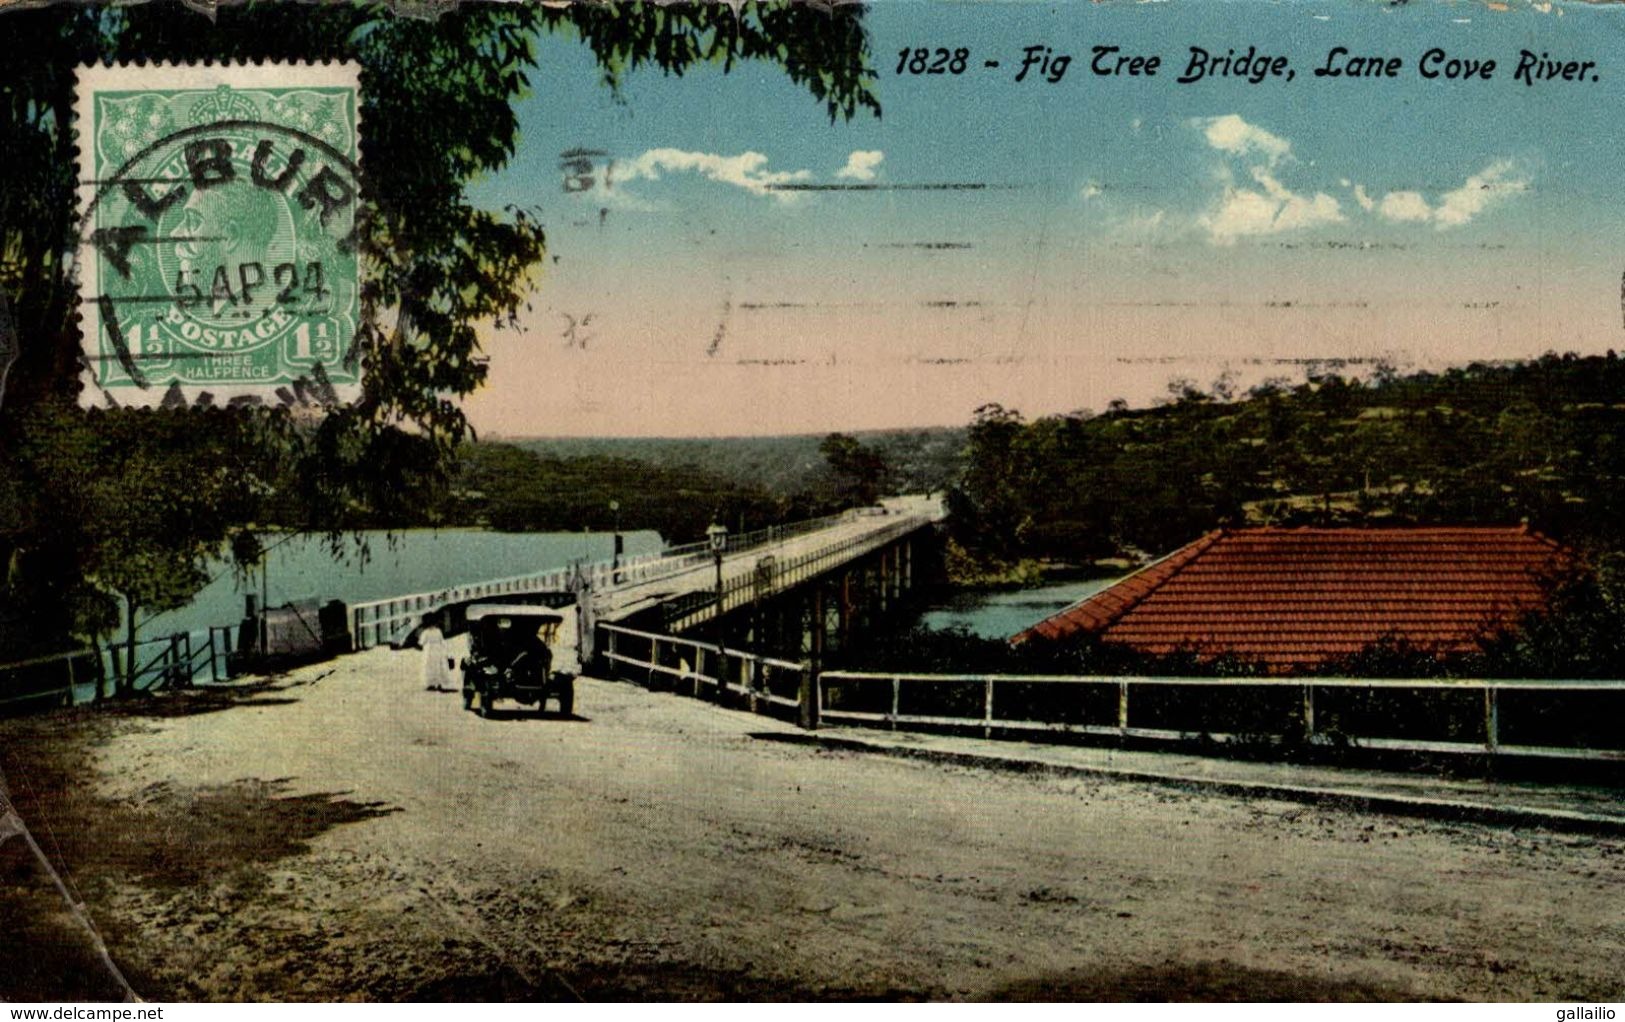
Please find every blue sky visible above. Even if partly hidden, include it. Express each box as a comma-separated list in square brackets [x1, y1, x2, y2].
[465, 0, 1625, 437]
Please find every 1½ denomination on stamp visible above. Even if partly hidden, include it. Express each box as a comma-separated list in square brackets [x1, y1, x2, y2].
[74, 62, 362, 408]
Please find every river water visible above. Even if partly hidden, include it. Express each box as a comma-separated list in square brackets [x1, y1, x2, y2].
[139, 528, 666, 641]
[909, 576, 1122, 640]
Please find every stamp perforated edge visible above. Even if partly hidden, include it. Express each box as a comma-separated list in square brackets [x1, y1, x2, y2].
[72, 60, 363, 409]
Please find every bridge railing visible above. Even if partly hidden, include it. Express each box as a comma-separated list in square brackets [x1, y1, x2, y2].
[659, 510, 859, 562]
[618, 509, 875, 596]
[816, 671, 1625, 762]
[349, 508, 930, 649]
[597, 621, 809, 717]
[347, 551, 672, 649]
[664, 514, 926, 632]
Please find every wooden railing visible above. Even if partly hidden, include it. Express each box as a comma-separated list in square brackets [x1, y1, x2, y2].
[599, 619, 1625, 762]
[0, 625, 237, 711]
[597, 622, 811, 718]
[816, 672, 1625, 762]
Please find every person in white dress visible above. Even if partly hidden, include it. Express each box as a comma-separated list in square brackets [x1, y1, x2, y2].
[420, 616, 450, 691]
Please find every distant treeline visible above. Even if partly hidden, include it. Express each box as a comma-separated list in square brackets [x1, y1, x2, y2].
[399, 352, 1625, 564]
[947, 352, 1625, 572]
[443, 444, 782, 543]
[424, 428, 964, 544]
[509, 429, 964, 501]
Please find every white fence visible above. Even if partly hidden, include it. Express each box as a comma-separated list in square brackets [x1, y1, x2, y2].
[591, 621, 1625, 763]
[817, 672, 1625, 762]
[347, 551, 669, 650]
[597, 622, 811, 718]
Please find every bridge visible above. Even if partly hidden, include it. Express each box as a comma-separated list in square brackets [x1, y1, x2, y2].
[10, 492, 1625, 767]
[346, 495, 944, 655]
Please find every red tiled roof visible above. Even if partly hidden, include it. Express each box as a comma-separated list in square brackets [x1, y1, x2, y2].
[1013, 526, 1574, 670]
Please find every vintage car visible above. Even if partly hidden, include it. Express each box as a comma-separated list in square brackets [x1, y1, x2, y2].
[460, 604, 575, 717]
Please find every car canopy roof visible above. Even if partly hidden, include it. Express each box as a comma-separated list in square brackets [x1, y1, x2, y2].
[465, 604, 566, 622]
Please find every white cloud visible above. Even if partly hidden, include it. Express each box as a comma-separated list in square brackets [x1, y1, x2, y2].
[1434, 160, 1528, 227]
[1377, 190, 1432, 223]
[1203, 166, 1344, 243]
[619, 148, 812, 199]
[1080, 180, 1104, 200]
[1182, 116, 1528, 243]
[835, 150, 885, 181]
[1195, 114, 1292, 165]
[1186, 115, 1341, 243]
[1347, 160, 1530, 229]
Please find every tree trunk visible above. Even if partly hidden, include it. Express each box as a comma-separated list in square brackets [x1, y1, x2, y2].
[91, 633, 108, 702]
[121, 595, 137, 697]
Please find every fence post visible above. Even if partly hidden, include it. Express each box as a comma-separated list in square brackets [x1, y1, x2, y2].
[1118, 679, 1130, 736]
[983, 676, 994, 739]
[1302, 684, 1316, 743]
[890, 676, 901, 731]
[1484, 685, 1499, 753]
[798, 665, 819, 730]
[606, 627, 618, 680]
[64, 654, 77, 707]
[207, 628, 219, 682]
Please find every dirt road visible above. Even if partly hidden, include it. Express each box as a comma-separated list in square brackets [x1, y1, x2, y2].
[3, 649, 1622, 1001]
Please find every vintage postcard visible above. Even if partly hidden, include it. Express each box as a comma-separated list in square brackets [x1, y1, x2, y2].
[2, 0, 1625, 1008]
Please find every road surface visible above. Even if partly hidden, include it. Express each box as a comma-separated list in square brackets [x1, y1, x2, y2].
[2, 648, 1621, 1001]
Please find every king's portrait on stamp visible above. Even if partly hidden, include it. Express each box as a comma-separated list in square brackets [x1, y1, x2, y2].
[76, 62, 361, 407]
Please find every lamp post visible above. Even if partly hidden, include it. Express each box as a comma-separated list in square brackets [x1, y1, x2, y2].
[610, 499, 622, 584]
[707, 522, 728, 703]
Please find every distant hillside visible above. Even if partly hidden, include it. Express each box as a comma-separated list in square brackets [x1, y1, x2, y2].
[446, 443, 782, 544]
[948, 352, 1625, 570]
[507, 428, 965, 497]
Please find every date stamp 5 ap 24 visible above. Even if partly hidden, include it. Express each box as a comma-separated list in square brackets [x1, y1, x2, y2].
[75, 62, 362, 408]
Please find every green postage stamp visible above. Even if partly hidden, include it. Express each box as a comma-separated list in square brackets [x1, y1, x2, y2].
[74, 62, 362, 407]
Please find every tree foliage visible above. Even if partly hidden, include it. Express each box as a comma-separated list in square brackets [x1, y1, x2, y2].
[948, 353, 1625, 572]
[512, 427, 961, 499]
[449, 441, 782, 543]
[814, 432, 891, 508]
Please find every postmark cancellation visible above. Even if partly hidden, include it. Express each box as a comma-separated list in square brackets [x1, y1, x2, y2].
[74, 62, 362, 408]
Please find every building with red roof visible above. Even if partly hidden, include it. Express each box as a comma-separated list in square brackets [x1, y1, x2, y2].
[1012, 526, 1574, 672]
